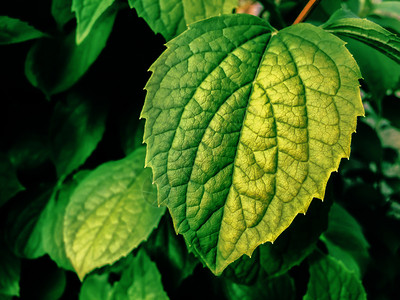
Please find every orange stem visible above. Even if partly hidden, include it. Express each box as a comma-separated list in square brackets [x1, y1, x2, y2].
[293, 0, 322, 25]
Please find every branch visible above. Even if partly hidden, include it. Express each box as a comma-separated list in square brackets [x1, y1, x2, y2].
[293, 0, 322, 25]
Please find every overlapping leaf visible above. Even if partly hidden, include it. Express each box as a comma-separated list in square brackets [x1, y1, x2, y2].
[130, 0, 238, 40]
[142, 14, 364, 274]
[64, 147, 165, 280]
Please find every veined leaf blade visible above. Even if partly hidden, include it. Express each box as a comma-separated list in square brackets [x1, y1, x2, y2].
[142, 14, 364, 275]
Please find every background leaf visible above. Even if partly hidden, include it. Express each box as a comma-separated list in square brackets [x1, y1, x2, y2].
[304, 252, 367, 300]
[25, 6, 117, 96]
[142, 14, 364, 274]
[51, 0, 75, 30]
[130, 0, 238, 40]
[0, 152, 24, 208]
[72, 0, 115, 44]
[64, 147, 165, 280]
[0, 16, 45, 45]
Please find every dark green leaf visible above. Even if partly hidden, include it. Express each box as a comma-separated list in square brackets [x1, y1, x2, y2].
[25, 6, 117, 96]
[0, 153, 24, 208]
[323, 14, 400, 63]
[0, 16, 46, 45]
[320, 203, 369, 277]
[79, 273, 113, 300]
[0, 239, 21, 297]
[50, 91, 107, 178]
[51, 0, 75, 30]
[223, 273, 295, 300]
[304, 252, 367, 300]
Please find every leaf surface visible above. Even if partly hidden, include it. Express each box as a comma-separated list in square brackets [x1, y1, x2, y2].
[111, 250, 169, 300]
[0, 16, 45, 44]
[72, 0, 115, 44]
[323, 14, 400, 63]
[0, 153, 24, 208]
[142, 14, 364, 274]
[64, 148, 165, 280]
[130, 0, 237, 40]
[304, 252, 367, 300]
[25, 7, 116, 96]
[52, 0, 75, 30]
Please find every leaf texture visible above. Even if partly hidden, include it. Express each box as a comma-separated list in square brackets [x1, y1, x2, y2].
[323, 15, 400, 63]
[64, 147, 165, 280]
[142, 14, 364, 275]
[130, 0, 238, 40]
[0, 16, 45, 45]
[304, 252, 367, 300]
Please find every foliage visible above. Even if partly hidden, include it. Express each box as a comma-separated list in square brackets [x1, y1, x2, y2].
[1, 0, 400, 299]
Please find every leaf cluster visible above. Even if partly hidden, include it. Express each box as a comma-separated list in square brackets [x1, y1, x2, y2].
[1, 0, 400, 299]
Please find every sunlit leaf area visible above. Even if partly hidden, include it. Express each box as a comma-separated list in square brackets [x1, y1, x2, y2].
[1, 0, 400, 299]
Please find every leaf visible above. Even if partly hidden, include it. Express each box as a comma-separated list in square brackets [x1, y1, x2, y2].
[40, 174, 89, 271]
[259, 194, 332, 277]
[323, 14, 400, 63]
[25, 6, 116, 96]
[72, 0, 115, 44]
[0, 16, 46, 45]
[130, 0, 238, 40]
[51, 0, 75, 30]
[304, 252, 367, 300]
[111, 250, 169, 300]
[80, 273, 113, 300]
[320, 203, 369, 278]
[223, 273, 295, 300]
[0, 239, 21, 297]
[142, 14, 364, 275]
[0, 152, 24, 208]
[50, 91, 107, 179]
[64, 147, 166, 280]
[144, 215, 199, 288]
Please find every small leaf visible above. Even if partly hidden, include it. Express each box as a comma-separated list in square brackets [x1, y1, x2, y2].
[323, 13, 400, 63]
[130, 0, 238, 40]
[72, 0, 115, 44]
[111, 250, 169, 300]
[0, 239, 21, 297]
[142, 14, 364, 275]
[64, 147, 165, 280]
[223, 273, 295, 300]
[304, 252, 367, 300]
[50, 91, 107, 178]
[0, 16, 46, 45]
[0, 153, 24, 208]
[51, 0, 75, 30]
[320, 203, 369, 277]
[25, 6, 116, 96]
[79, 273, 113, 300]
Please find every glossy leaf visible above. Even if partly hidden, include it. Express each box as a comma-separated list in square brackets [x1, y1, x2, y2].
[304, 252, 367, 300]
[142, 14, 364, 274]
[130, 0, 238, 40]
[72, 0, 115, 44]
[25, 7, 116, 96]
[112, 250, 169, 300]
[64, 147, 165, 280]
[0, 16, 45, 45]
[323, 14, 400, 63]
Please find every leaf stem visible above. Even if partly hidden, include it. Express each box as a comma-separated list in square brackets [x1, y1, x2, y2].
[293, 0, 322, 25]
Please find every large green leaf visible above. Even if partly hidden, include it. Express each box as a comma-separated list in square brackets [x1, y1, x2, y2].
[25, 6, 116, 96]
[72, 0, 115, 44]
[142, 14, 364, 275]
[304, 252, 367, 300]
[64, 147, 165, 280]
[0, 16, 45, 45]
[130, 0, 238, 40]
[323, 14, 400, 63]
